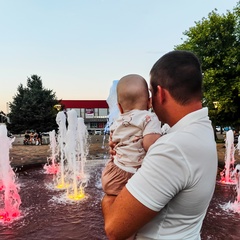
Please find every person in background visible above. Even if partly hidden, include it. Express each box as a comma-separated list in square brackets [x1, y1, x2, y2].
[102, 50, 218, 240]
[24, 130, 30, 145]
[35, 130, 42, 145]
[29, 131, 35, 144]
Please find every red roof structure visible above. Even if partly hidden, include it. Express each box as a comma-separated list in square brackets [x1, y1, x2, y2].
[60, 100, 108, 109]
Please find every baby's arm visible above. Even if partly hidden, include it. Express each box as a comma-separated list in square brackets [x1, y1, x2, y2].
[142, 133, 161, 152]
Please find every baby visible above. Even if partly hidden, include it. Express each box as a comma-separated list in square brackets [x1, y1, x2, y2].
[102, 74, 162, 196]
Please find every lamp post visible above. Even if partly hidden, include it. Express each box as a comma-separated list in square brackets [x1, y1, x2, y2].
[213, 101, 219, 140]
[54, 104, 62, 111]
[6, 102, 9, 114]
[213, 101, 219, 110]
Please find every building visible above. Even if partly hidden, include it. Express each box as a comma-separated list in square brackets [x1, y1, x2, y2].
[59, 100, 109, 134]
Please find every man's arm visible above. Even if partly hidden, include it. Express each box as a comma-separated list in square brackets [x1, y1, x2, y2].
[102, 186, 158, 240]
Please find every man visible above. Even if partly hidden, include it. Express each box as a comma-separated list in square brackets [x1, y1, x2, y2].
[102, 50, 218, 240]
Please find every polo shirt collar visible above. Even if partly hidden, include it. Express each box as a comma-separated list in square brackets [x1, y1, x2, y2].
[168, 107, 208, 133]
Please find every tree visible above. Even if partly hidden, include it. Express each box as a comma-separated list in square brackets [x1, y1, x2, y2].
[7, 75, 59, 133]
[175, 2, 240, 133]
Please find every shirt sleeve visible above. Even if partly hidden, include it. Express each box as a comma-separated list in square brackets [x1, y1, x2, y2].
[142, 113, 162, 137]
[126, 142, 189, 211]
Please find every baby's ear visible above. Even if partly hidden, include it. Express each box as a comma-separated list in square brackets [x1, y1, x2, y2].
[147, 97, 152, 110]
[118, 103, 124, 114]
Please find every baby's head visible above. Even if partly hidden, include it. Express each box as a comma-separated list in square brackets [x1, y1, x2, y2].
[117, 74, 151, 113]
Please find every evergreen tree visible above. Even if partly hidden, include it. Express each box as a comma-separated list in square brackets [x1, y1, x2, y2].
[7, 75, 59, 133]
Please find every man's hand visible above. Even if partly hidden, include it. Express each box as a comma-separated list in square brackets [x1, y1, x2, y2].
[102, 187, 158, 239]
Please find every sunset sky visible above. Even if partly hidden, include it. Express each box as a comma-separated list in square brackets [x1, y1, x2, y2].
[0, 0, 238, 113]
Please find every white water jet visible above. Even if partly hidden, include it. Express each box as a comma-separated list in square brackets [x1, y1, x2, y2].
[49, 130, 58, 160]
[102, 80, 120, 149]
[236, 135, 240, 155]
[220, 130, 236, 184]
[77, 117, 89, 179]
[56, 109, 90, 200]
[65, 109, 78, 198]
[223, 164, 240, 213]
[233, 164, 240, 203]
[55, 111, 67, 188]
[104, 80, 119, 133]
[44, 130, 59, 174]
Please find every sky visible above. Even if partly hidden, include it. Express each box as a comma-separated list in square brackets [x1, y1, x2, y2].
[0, 0, 238, 113]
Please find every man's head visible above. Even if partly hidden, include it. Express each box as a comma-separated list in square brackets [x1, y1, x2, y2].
[117, 74, 150, 113]
[149, 50, 203, 125]
[150, 50, 203, 104]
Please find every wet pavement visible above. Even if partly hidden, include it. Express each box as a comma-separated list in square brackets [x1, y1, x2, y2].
[2, 135, 240, 240]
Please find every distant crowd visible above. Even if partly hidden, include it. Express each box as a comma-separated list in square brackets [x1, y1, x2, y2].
[23, 130, 42, 145]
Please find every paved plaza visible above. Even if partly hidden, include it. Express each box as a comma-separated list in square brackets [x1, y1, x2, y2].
[9, 134, 110, 169]
[8, 134, 240, 170]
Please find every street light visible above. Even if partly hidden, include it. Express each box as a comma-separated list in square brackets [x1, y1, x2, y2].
[6, 102, 9, 114]
[213, 101, 219, 109]
[54, 104, 62, 111]
[213, 101, 219, 138]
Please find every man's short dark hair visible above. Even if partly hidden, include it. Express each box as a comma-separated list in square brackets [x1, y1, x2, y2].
[150, 50, 203, 105]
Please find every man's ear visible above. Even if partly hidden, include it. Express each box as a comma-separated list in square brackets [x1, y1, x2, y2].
[118, 103, 124, 114]
[157, 85, 166, 104]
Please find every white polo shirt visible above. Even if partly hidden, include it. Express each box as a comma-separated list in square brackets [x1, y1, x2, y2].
[126, 108, 218, 240]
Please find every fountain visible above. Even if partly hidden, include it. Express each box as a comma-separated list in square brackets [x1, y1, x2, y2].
[102, 80, 119, 149]
[65, 111, 89, 200]
[0, 112, 106, 238]
[0, 162, 107, 239]
[1, 80, 240, 238]
[43, 130, 59, 174]
[76, 117, 89, 180]
[0, 125, 21, 223]
[236, 135, 240, 154]
[50, 109, 90, 201]
[54, 110, 67, 189]
[233, 164, 240, 203]
[104, 80, 119, 133]
[213, 129, 240, 215]
[220, 164, 240, 214]
[219, 130, 236, 184]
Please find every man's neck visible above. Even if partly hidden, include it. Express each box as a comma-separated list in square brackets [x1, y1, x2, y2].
[167, 101, 202, 127]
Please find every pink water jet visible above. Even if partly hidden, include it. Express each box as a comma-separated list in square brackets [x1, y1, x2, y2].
[233, 164, 240, 203]
[0, 125, 21, 223]
[223, 164, 240, 213]
[219, 130, 236, 184]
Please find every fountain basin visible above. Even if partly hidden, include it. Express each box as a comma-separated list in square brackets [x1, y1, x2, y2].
[1, 161, 240, 239]
[0, 160, 107, 240]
